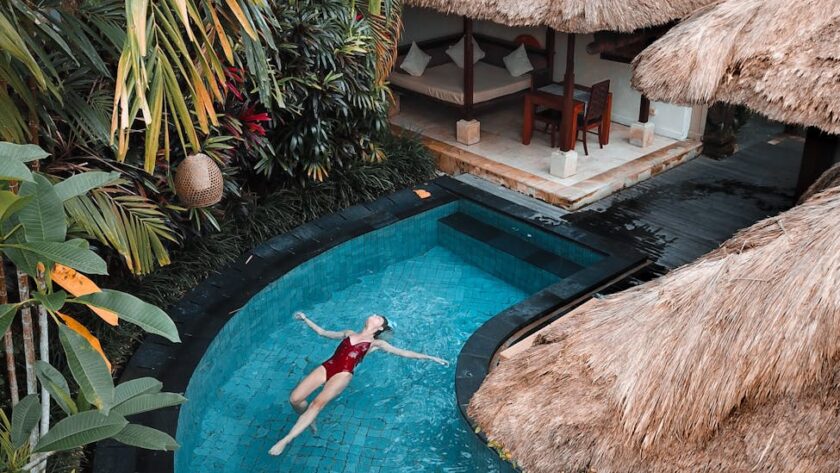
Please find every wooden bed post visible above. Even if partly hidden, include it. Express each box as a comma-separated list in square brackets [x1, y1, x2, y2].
[546, 27, 556, 81]
[463, 16, 474, 120]
[796, 127, 839, 198]
[559, 33, 576, 151]
[639, 95, 651, 123]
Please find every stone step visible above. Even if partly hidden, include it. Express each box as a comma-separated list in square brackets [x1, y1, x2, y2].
[438, 212, 584, 278]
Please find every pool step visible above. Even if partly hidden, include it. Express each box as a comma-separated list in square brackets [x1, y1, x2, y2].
[439, 213, 584, 277]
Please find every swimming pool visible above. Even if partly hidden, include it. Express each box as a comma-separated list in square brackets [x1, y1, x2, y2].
[175, 199, 606, 472]
[93, 178, 646, 473]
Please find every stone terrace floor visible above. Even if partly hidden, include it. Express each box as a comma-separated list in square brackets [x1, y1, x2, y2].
[457, 118, 802, 281]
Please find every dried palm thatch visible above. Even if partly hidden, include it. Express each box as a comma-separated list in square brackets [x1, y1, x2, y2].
[799, 162, 840, 204]
[469, 185, 840, 472]
[632, 0, 840, 134]
[403, 0, 715, 33]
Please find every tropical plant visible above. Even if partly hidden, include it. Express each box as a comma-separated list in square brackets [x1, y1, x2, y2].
[355, 0, 404, 85]
[258, 0, 393, 182]
[0, 1, 183, 276]
[110, 0, 282, 171]
[0, 143, 184, 471]
[0, 0, 409, 274]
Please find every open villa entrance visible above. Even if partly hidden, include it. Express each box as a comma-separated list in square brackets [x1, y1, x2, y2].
[389, 8, 705, 209]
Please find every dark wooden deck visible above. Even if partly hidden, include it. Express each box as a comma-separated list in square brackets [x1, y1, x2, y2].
[565, 134, 803, 281]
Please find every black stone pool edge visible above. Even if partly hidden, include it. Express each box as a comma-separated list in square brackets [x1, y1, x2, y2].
[92, 176, 648, 473]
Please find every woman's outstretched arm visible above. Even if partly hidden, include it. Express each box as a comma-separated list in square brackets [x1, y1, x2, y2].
[294, 312, 351, 340]
[372, 340, 449, 366]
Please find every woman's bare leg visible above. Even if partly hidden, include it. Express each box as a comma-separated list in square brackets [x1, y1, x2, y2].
[288, 366, 327, 433]
[269, 372, 353, 456]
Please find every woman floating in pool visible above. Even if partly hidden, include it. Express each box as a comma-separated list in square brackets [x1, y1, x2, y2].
[269, 311, 449, 456]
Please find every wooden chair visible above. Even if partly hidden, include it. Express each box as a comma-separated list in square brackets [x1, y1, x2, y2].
[534, 108, 563, 148]
[577, 80, 610, 156]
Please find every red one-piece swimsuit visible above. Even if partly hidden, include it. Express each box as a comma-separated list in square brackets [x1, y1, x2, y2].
[321, 337, 372, 380]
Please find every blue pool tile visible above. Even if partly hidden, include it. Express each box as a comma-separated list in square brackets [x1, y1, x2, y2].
[175, 201, 573, 473]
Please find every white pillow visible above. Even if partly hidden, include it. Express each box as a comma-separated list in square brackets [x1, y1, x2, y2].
[400, 42, 432, 77]
[503, 44, 534, 77]
[446, 36, 486, 68]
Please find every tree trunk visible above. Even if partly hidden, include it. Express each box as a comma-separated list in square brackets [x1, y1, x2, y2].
[0, 256, 18, 404]
[27, 81, 48, 473]
[17, 270, 39, 451]
[34, 270, 50, 439]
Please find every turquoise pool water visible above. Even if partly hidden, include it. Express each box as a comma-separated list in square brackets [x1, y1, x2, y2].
[176, 201, 601, 472]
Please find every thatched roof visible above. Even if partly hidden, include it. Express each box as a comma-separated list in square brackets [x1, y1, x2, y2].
[632, 0, 840, 134]
[403, 0, 716, 33]
[800, 162, 840, 204]
[468, 184, 840, 472]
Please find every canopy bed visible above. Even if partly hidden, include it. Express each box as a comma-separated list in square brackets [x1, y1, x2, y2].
[390, 19, 556, 121]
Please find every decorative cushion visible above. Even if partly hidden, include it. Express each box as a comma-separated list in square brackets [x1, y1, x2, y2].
[446, 36, 486, 68]
[400, 42, 432, 77]
[503, 44, 534, 77]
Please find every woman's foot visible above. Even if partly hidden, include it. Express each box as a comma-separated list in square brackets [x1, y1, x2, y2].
[268, 439, 288, 456]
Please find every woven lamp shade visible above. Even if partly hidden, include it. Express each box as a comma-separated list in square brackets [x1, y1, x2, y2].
[174, 153, 224, 208]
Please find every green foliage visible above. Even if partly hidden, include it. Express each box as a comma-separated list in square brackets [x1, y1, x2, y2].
[53, 171, 120, 202]
[257, 0, 392, 181]
[0, 1, 120, 145]
[64, 186, 180, 275]
[0, 144, 188, 466]
[111, 423, 178, 451]
[112, 378, 163, 406]
[58, 324, 115, 413]
[0, 406, 30, 473]
[112, 0, 280, 170]
[106, 132, 434, 336]
[35, 361, 78, 416]
[33, 411, 127, 453]
[0, 304, 17, 337]
[9, 395, 40, 449]
[113, 392, 186, 417]
[73, 290, 180, 342]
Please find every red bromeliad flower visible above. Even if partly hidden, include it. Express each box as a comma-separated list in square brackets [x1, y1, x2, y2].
[238, 105, 271, 137]
[224, 67, 246, 101]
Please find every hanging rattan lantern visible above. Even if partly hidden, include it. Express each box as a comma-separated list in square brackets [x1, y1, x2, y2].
[174, 153, 224, 208]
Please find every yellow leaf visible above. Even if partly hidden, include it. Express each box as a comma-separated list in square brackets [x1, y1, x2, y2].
[51, 264, 119, 326]
[224, 0, 257, 39]
[171, 0, 195, 42]
[128, 0, 149, 54]
[208, 5, 234, 63]
[58, 312, 112, 372]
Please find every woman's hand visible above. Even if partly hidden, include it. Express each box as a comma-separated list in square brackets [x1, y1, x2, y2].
[293, 311, 306, 321]
[430, 356, 449, 367]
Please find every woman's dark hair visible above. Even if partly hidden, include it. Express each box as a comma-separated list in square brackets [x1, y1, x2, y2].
[375, 316, 392, 339]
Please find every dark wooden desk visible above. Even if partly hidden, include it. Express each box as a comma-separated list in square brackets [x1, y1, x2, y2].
[522, 85, 612, 148]
[522, 91, 585, 147]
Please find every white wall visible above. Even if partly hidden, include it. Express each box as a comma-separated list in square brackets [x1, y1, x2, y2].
[474, 21, 693, 140]
[400, 8, 695, 140]
[399, 7, 462, 45]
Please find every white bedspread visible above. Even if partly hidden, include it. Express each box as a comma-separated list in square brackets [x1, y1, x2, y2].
[389, 62, 532, 106]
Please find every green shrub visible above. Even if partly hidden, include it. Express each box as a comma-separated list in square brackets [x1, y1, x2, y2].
[99, 132, 435, 365]
[258, 0, 392, 182]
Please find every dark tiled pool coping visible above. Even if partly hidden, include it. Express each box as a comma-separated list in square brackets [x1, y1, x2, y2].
[92, 176, 647, 472]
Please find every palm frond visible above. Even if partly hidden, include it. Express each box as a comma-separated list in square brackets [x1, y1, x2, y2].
[64, 186, 180, 276]
[358, 0, 403, 85]
[111, 0, 279, 173]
